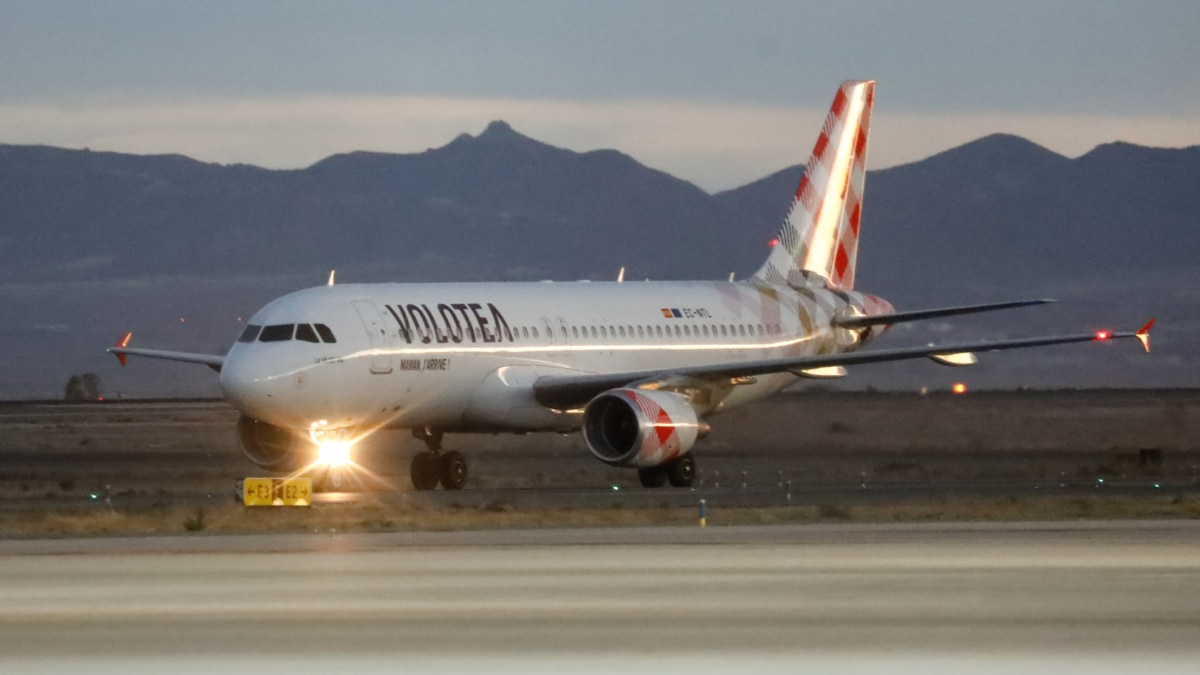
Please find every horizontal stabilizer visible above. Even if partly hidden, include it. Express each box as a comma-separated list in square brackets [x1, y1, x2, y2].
[834, 299, 1055, 330]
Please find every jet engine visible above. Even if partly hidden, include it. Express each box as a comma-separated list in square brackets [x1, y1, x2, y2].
[582, 389, 706, 468]
[236, 415, 316, 471]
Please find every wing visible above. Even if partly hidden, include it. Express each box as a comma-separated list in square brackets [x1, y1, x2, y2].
[108, 333, 224, 372]
[532, 319, 1154, 410]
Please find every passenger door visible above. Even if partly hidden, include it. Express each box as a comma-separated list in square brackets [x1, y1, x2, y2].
[351, 300, 393, 374]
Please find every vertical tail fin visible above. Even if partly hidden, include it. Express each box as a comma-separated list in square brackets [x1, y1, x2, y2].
[751, 80, 875, 289]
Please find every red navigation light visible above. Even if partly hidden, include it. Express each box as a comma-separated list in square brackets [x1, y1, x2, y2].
[1095, 330, 1111, 341]
[952, 383, 967, 394]
[769, 238, 779, 248]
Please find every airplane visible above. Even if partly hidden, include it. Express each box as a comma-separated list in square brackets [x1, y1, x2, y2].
[109, 80, 1153, 491]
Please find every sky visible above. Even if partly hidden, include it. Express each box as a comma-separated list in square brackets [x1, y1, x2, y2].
[1, 0, 1197, 191]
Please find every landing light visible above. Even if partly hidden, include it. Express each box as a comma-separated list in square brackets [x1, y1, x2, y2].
[317, 441, 354, 468]
[309, 421, 355, 468]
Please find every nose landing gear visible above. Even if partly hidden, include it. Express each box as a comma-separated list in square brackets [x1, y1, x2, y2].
[410, 428, 468, 491]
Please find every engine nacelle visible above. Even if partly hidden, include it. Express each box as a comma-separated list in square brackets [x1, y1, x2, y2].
[236, 415, 316, 471]
[583, 389, 706, 468]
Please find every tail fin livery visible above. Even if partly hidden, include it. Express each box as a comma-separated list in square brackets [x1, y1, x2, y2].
[752, 80, 875, 290]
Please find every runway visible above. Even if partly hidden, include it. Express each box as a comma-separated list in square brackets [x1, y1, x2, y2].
[2, 520, 1198, 674]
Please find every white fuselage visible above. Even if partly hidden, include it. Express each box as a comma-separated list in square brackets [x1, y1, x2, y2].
[218, 280, 892, 437]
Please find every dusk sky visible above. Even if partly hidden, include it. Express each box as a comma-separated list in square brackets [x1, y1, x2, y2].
[1, 0, 1197, 190]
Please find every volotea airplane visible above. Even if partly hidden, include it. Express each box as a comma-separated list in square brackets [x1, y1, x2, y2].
[110, 81, 1153, 490]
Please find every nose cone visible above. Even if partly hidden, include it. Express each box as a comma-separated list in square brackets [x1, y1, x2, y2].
[219, 346, 282, 422]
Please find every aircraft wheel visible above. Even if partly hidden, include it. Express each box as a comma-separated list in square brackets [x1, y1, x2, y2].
[439, 451, 468, 490]
[666, 455, 696, 488]
[638, 466, 667, 488]
[410, 451, 440, 491]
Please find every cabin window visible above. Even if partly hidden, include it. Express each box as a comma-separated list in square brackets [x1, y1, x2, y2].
[637, 326, 644, 338]
[719, 325, 728, 337]
[618, 326, 626, 338]
[314, 323, 336, 343]
[588, 326, 596, 339]
[655, 325, 662, 337]
[532, 327, 539, 339]
[238, 325, 262, 343]
[739, 325, 746, 337]
[572, 326, 579, 338]
[259, 324, 295, 342]
[295, 324, 320, 343]
[702, 325, 709, 337]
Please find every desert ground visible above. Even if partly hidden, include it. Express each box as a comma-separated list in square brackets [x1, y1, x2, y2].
[1, 389, 1197, 535]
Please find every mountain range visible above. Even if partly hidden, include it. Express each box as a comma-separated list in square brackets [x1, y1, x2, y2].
[1, 122, 1196, 398]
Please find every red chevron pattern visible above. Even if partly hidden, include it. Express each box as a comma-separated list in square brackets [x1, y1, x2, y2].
[752, 80, 875, 291]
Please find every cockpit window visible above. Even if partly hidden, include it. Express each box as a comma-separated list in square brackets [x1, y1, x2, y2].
[314, 323, 336, 343]
[259, 324, 295, 342]
[295, 324, 320, 343]
[237, 324, 262, 343]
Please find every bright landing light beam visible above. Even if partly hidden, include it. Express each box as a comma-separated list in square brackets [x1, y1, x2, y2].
[316, 440, 354, 468]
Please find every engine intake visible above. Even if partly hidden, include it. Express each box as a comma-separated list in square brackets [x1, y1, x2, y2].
[236, 415, 316, 471]
[583, 389, 705, 468]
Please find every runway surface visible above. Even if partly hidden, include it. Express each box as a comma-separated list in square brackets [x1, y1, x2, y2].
[2, 520, 1199, 674]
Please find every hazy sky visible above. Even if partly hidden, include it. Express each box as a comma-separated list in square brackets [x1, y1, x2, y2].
[1, 0, 1197, 190]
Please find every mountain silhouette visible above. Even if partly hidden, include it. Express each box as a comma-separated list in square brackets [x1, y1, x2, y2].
[0, 125, 1196, 396]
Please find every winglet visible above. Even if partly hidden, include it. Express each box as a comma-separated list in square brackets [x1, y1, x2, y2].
[111, 332, 133, 366]
[1135, 318, 1155, 353]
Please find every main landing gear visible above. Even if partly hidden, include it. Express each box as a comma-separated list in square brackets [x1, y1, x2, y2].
[410, 428, 468, 491]
[637, 454, 696, 488]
